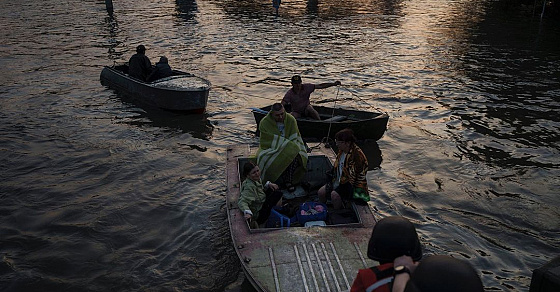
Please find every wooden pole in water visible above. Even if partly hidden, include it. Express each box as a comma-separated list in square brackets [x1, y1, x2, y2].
[106, 0, 114, 15]
[540, 0, 546, 20]
[272, 0, 281, 16]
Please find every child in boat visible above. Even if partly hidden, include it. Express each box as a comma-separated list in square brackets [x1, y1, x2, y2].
[350, 216, 422, 292]
[237, 161, 283, 227]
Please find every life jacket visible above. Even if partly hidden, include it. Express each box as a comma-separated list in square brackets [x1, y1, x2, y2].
[351, 263, 394, 292]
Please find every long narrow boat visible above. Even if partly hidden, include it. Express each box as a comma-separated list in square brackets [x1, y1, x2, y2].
[251, 105, 389, 141]
[226, 143, 377, 292]
[100, 65, 211, 114]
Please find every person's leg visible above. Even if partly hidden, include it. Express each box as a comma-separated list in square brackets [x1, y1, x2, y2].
[281, 158, 300, 191]
[266, 190, 283, 207]
[318, 185, 327, 203]
[291, 111, 302, 118]
[306, 105, 321, 120]
[330, 191, 343, 209]
[318, 182, 333, 204]
[257, 190, 284, 224]
[332, 183, 353, 209]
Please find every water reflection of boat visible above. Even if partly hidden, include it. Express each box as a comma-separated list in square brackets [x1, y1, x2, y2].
[355, 140, 383, 171]
[100, 65, 211, 114]
[226, 143, 377, 292]
[122, 106, 214, 140]
[251, 105, 389, 141]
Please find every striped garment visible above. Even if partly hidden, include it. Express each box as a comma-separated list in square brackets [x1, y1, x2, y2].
[257, 112, 308, 184]
[334, 143, 369, 199]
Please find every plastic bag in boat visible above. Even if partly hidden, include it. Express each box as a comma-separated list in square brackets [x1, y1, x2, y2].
[296, 202, 328, 225]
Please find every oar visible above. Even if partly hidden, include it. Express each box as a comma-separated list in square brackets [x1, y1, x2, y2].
[250, 107, 268, 115]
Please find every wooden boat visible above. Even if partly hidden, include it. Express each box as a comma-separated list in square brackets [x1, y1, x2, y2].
[100, 65, 211, 114]
[226, 143, 377, 292]
[251, 105, 389, 141]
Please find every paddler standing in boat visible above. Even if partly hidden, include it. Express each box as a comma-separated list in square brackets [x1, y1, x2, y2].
[257, 103, 308, 192]
[281, 75, 341, 120]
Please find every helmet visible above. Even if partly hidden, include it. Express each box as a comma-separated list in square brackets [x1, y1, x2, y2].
[367, 216, 422, 263]
[404, 255, 484, 292]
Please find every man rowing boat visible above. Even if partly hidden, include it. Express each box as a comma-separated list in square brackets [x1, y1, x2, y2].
[281, 75, 341, 120]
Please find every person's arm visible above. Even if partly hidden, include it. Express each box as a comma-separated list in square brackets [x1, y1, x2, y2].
[392, 255, 419, 292]
[314, 81, 341, 89]
[281, 90, 291, 107]
[265, 181, 279, 191]
[238, 181, 256, 219]
[392, 272, 411, 292]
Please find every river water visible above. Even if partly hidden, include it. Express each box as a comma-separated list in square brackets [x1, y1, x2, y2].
[1, 0, 558, 291]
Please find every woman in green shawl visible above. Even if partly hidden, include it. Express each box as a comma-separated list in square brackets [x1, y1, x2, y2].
[237, 161, 283, 226]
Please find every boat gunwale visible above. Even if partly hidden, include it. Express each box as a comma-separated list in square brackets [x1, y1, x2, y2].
[101, 66, 211, 93]
[252, 105, 388, 122]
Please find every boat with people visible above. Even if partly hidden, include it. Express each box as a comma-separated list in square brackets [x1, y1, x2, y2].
[226, 143, 377, 292]
[251, 105, 389, 141]
[100, 64, 211, 114]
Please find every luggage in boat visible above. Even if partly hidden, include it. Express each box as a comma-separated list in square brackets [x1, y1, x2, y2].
[266, 206, 294, 228]
[296, 202, 327, 225]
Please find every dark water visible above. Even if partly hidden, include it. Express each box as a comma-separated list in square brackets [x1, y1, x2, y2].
[1, 0, 558, 291]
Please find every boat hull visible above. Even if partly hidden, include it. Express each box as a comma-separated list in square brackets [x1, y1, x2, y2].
[100, 66, 210, 113]
[252, 105, 389, 141]
[226, 144, 377, 292]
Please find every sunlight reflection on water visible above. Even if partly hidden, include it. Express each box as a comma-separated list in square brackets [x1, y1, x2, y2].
[0, 0, 558, 291]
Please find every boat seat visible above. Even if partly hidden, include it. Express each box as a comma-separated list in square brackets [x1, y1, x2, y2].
[323, 115, 346, 122]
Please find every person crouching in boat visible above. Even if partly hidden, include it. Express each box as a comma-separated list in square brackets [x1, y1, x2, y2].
[257, 103, 308, 192]
[237, 161, 283, 228]
[318, 128, 369, 209]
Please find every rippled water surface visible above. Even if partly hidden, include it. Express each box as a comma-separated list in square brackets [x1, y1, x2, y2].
[1, 0, 558, 291]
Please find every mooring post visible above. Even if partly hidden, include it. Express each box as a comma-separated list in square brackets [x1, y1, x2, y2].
[272, 0, 281, 16]
[540, 0, 546, 20]
[105, 0, 114, 15]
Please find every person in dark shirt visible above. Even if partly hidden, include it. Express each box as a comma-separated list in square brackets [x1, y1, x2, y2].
[128, 45, 152, 81]
[147, 56, 173, 82]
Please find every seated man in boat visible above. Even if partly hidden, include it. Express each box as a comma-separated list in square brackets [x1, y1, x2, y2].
[281, 75, 341, 120]
[351, 216, 422, 292]
[147, 56, 173, 82]
[257, 103, 308, 191]
[237, 161, 282, 228]
[128, 45, 152, 81]
[318, 128, 369, 209]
